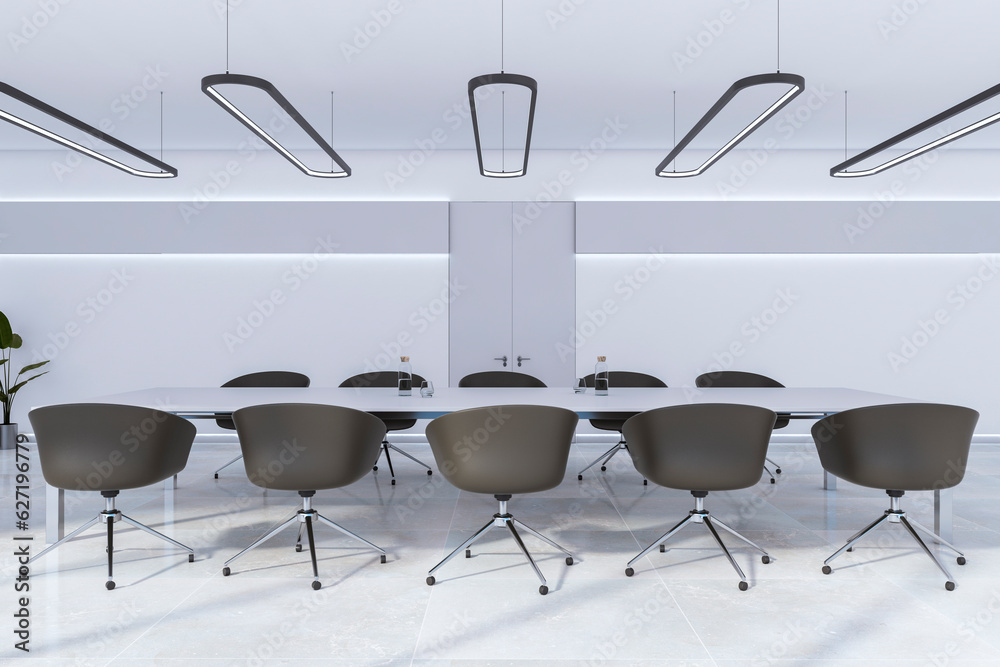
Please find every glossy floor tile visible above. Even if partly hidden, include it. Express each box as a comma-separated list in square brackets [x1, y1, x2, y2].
[2, 442, 999, 665]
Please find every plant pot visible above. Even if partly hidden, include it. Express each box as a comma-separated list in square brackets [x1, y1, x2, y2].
[1, 423, 18, 450]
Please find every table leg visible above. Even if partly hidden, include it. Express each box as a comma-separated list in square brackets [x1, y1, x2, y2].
[46, 483, 64, 544]
[824, 470, 838, 491]
[934, 488, 953, 543]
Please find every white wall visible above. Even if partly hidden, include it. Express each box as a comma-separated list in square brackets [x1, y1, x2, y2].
[576, 253, 1000, 434]
[1, 254, 450, 429]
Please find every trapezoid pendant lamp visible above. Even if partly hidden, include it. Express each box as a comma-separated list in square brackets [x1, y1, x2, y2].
[0, 81, 177, 178]
[202, 73, 351, 178]
[655, 72, 805, 178]
[469, 72, 537, 178]
[830, 82, 1000, 178]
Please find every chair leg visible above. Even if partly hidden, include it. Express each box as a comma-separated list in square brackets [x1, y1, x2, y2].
[214, 454, 243, 479]
[824, 513, 892, 567]
[314, 514, 386, 558]
[703, 516, 749, 588]
[223, 513, 299, 572]
[106, 517, 115, 590]
[304, 515, 321, 589]
[762, 464, 776, 484]
[386, 443, 433, 472]
[577, 441, 625, 478]
[381, 442, 396, 485]
[765, 457, 781, 475]
[119, 514, 195, 559]
[427, 518, 496, 577]
[906, 517, 965, 560]
[506, 521, 549, 593]
[899, 516, 958, 589]
[627, 514, 694, 570]
[511, 519, 574, 560]
[709, 516, 771, 559]
[28, 516, 101, 564]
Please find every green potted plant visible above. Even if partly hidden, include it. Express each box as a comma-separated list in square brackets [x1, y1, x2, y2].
[1, 310, 50, 450]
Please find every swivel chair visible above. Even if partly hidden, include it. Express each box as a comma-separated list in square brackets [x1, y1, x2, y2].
[424, 405, 579, 595]
[812, 403, 978, 590]
[623, 403, 777, 590]
[28, 404, 197, 590]
[459, 370, 546, 388]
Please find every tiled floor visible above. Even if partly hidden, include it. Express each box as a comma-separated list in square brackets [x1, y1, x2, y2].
[3, 440, 1000, 665]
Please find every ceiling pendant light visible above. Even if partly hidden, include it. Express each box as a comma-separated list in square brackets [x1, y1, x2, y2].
[830, 82, 1000, 178]
[656, 0, 804, 178]
[0, 81, 177, 178]
[469, 0, 537, 178]
[200, 3, 350, 178]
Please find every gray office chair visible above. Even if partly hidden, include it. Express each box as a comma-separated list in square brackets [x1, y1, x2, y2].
[623, 403, 777, 590]
[576, 371, 667, 483]
[222, 403, 388, 590]
[424, 405, 579, 595]
[213, 370, 311, 478]
[340, 371, 432, 485]
[812, 403, 978, 591]
[695, 371, 788, 484]
[28, 404, 197, 590]
[459, 370, 547, 388]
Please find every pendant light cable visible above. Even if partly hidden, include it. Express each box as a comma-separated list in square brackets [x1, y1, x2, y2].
[844, 90, 848, 161]
[776, 0, 780, 72]
[226, 0, 230, 73]
[159, 91, 164, 165]
[672, 90, 677, 172]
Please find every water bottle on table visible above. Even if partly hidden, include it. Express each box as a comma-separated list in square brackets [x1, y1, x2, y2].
[595, 356, 609, 396]
[398, 356, 412, 396]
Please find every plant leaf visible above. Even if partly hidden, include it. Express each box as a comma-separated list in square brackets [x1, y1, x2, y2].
[9, 333, 22, 350]
[18, 360, 49, 375]
[8, 371, 48, 395]
[0, 311, 11, 349]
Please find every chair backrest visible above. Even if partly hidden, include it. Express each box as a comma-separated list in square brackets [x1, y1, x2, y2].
[694, 371, 789, 429]
[583, 371, 667, 388]
[426, 405, 578, 495]
[339, 371, 427, 389]
[811, 403, 978, 491]
[29, 403, 197, 491]
[623, 403, 776, 492]
[216, 371, 311, 430]
[459, 371, 546, 388]
[232, 403, 386, 491]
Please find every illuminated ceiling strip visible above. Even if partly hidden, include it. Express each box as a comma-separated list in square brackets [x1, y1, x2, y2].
[656, 72, 805, 178]
[831, 82, 1000, 178]
[0, 81, 177, 178]
[469, 72, 537, 178]
[201, 73, 351, 178]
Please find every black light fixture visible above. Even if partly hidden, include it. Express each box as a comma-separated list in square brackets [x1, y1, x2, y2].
[0, 81, 177, 178]
[202, 74, 351, 178]
[655, 72, 805, 177]
[830, 82, 1000, 178]
[469, 0, 537, 178]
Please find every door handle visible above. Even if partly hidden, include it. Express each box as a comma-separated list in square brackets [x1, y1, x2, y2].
[494, 355, 508, 368]
[517, 356, 530, 367]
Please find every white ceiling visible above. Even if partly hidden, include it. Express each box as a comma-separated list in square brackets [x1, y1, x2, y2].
[2, 0, 1000, 159]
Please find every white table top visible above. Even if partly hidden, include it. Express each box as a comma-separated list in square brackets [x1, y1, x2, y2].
[81, 386, 921, 420]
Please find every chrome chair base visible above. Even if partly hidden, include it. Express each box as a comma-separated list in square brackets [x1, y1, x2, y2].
[372, 439, 433, 485]
[29, 494, 194, 590]
[426, 495, 574, 595]
[763, 456, 782, 484]
[625, 495, 771, 590]
[822, 494, 965, 590]
[214, 454, 243, 478]
[223, 493, 386, 589]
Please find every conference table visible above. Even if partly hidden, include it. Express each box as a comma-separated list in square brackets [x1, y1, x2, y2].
[44, 385, 955, 543]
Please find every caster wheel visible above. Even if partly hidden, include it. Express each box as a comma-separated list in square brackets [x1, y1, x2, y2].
[946, 581, 956, 591]
[188, 554, 195, 563]
[223, 567, 231, 576]
[769, 478, 775, 484]
[762, 555, 770, 564]
[539, 585, 548, 595]
[427, 470, 433, 476]
[600, 466, 607, 472]
[822, 565, 832, 575]
[380, 554, 387, 564]
[625, 567, 634, 577]
[295, 544, 302, 552]
[214, 473, 219, 479]
[312, 580, 322, 590]
[738, 581, 749, 591]
[577, 474, 583, 481]
[373, 465, 379, 471]
[957, 556, 967, 565]
[659, 544, 665, 553]
[426, 576, 435, 586]
[106, 580, 115, 590]
[465, 549, 471, 559]
[847, 547, 853, 552]
[775, 468, 782, 474]
[643, 479, 648, 486]
[391, 479, 396, 486]
[566, 557, 574, 566]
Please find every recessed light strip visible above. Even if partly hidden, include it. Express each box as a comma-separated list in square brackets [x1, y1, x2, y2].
[656, 72, 805, 178]
[830, 82, 1000, 178]
[469, 72, 537, 179]
[0, 81, 177, 178]
[201, 73, 350, 178]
